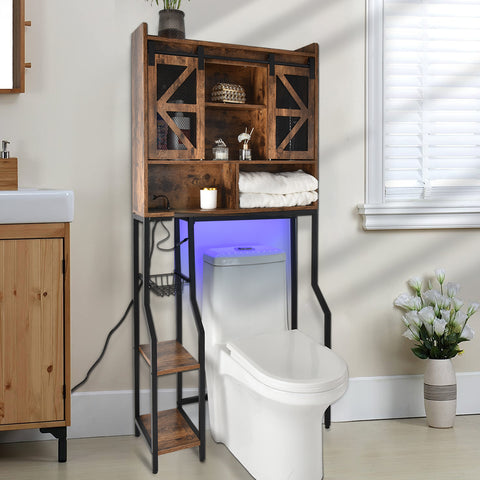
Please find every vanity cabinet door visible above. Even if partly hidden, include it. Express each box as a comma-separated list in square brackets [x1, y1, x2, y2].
[148, 53, 205, 159]
[268, 64, 316, 160]
[0, 238, 64, 426]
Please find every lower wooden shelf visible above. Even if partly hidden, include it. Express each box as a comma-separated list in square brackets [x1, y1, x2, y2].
[139, 409, 200, 455]
[139, 340, 200, 376]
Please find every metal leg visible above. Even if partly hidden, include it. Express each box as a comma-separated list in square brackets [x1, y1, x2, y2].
[290, 216, 298, 330]
[133, 217, 140, 437]
[143, 218, 159, 474]
[311, 211, 332, 429]
[40, 427, 67, 462]
[187, 219, 206, 462]
[174, 218, 183, 408]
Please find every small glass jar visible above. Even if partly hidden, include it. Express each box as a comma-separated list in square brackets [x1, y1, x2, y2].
[239, 148, 252, 161]
[213, 145, 229, 160]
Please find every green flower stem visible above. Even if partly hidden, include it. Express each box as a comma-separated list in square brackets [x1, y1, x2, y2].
[149, 0, 190, 9]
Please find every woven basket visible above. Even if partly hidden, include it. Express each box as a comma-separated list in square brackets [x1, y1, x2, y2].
[211, 83, 246, 104]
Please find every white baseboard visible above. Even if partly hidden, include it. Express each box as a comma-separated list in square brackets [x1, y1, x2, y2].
[2, 372, 479, 443]
[331, 371, 480, 422]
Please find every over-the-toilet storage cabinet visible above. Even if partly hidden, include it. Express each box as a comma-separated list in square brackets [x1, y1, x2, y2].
[0, 223, 70, 460]
[131, 23, 328, 475]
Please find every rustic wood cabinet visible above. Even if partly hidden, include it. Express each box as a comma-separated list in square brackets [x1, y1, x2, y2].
[132, 23, 318, 217]
[131, 23, 321, 474]
[0, 223, 70, 461]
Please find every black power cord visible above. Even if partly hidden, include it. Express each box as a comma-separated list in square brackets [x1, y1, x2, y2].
[72, 221, 187, 393]
[71, 278, 143, 393]
[150, 219, 188, 259]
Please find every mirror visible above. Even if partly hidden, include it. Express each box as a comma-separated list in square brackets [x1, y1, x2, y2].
[0, 0, 28, 93]
[0, 0, 13, 89]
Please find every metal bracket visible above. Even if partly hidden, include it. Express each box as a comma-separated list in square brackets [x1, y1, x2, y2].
[309, 57, 315, 79]
[197, 46, 204, 70]
[268, 53, 275, 76]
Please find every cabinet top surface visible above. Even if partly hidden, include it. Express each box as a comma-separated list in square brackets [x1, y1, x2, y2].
[137, 23, 318, 62]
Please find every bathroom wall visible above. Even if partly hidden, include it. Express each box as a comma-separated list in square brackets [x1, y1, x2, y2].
[0, 0, 479, 434]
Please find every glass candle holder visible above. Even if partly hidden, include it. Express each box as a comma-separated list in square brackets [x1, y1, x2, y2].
[200, 187, 217, 209]
[213, 146, 229, 160]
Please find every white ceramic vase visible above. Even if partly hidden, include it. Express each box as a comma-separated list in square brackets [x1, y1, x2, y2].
[424, 359, 457, 428]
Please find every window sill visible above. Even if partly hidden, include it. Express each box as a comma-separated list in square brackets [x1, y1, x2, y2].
[357, 202, 480, 230]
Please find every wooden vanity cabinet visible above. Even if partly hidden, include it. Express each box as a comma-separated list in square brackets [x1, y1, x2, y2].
[0, 223, 70, 460]
[132, 23, 319, 217]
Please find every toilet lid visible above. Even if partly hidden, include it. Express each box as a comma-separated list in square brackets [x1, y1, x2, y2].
[226, 330, 348, 394]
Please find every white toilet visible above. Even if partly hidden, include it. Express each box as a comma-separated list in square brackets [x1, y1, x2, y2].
[202, 245, 348, 480]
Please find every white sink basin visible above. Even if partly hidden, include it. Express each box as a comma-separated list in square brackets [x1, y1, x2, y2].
[0, 189, 74, 224]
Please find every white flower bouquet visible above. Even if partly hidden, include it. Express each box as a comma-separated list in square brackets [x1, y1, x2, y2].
[394, 269, 478, 359]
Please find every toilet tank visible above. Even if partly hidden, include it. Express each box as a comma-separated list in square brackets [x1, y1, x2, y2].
[202, 245, 288, 346]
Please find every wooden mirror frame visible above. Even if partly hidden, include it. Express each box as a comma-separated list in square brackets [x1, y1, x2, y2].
[0, 0, 30, 94]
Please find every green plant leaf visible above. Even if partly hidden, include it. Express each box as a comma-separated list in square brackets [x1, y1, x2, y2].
[412, 347, 429, 359]
[419, 325, 429, 342]
[446, 333, 459, 344]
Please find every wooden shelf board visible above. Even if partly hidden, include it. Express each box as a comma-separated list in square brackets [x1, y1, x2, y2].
[142, 209, 175, 218]
[147, 159, 316, 165]
[139, 409, 200, 455]
[138, 205, 317, 218]
[139, 340, 199, 376]
[205, 101, 266, 111]
[174, 205, 317, 216]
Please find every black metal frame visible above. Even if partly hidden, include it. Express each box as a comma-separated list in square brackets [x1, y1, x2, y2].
[133, 215, 207, 474]
[133, 209, 331, 474]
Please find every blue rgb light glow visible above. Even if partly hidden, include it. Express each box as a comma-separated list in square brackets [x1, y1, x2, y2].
[179, 218, 291, 301]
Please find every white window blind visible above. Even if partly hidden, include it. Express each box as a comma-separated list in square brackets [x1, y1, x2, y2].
[384, 0, 480, 201]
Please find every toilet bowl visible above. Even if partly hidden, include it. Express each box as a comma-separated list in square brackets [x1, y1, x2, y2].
[202, 246, 348, 480]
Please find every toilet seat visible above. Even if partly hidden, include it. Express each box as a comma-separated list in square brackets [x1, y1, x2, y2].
[226, 329, 348, 394]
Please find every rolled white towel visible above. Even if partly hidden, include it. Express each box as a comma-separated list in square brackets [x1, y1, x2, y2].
[240, 190, 318, 209]
[239, 170, 318, 195]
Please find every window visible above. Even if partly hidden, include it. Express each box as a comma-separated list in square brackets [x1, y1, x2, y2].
[359, 0, 480, 229]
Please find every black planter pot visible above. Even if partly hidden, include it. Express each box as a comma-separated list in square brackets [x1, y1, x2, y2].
[158, 9, 185, 39]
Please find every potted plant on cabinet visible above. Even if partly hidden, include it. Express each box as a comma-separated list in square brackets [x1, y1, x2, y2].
[148, 0, 190, 39]
[394, 269, 478, 428]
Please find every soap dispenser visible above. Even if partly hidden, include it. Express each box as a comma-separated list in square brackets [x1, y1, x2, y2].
[0, 140, 18, 190]
[1, 140, 10, 158]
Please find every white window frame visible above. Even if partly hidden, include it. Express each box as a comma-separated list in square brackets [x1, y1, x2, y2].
[358, 0, 480, 230]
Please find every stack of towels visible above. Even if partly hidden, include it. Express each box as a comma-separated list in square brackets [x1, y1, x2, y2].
[239, 170, 318, 208]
